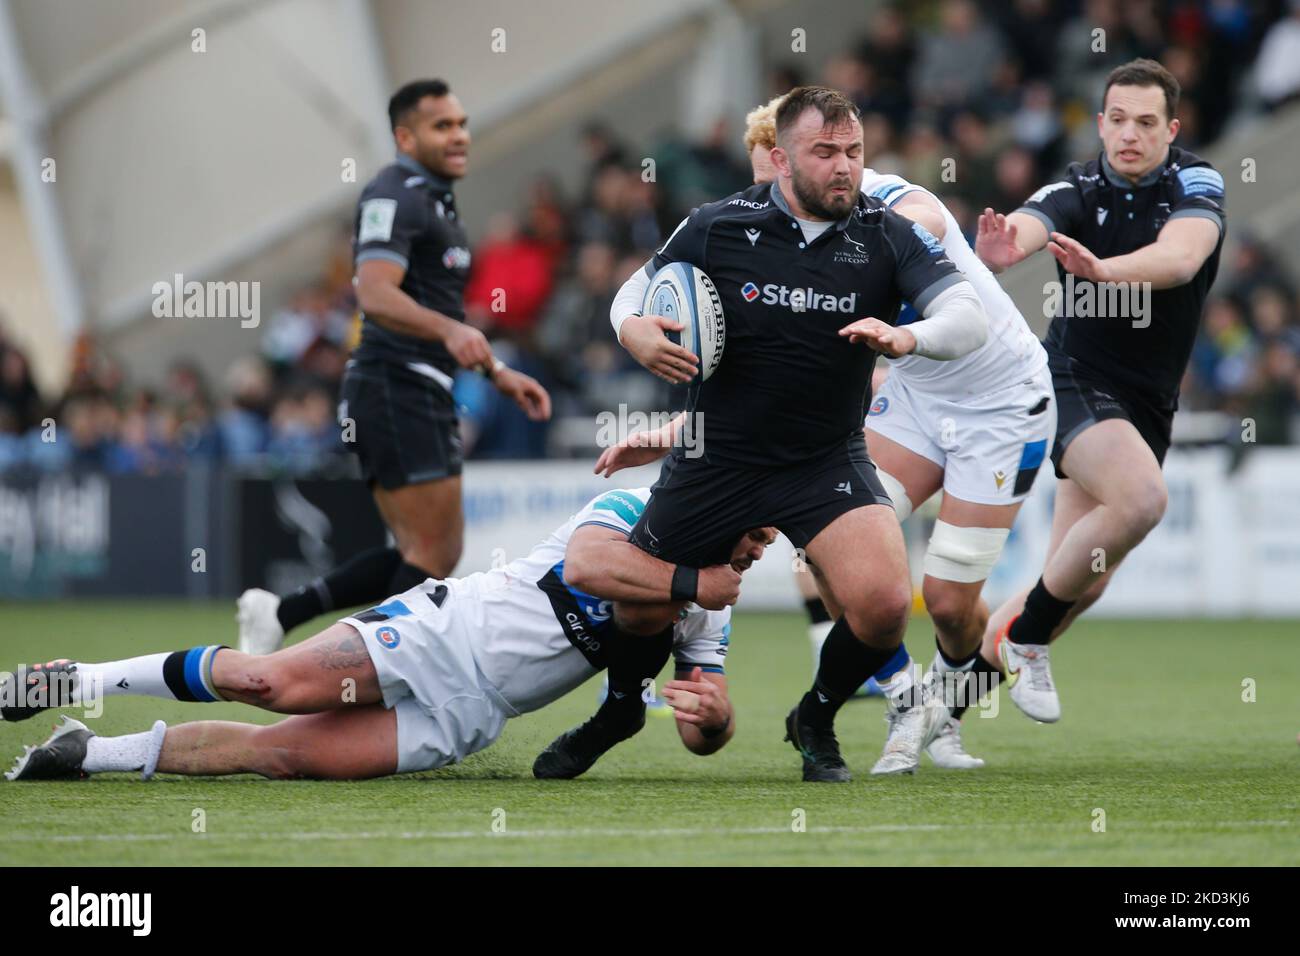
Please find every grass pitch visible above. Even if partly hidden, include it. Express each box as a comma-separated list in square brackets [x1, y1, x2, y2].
[0, 602, 1296, 866]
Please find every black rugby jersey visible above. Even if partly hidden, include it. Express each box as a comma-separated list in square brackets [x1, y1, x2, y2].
[1017, 147, 1226, 408]
[352, 153, 472, 376]
[649, 181, 965, 467]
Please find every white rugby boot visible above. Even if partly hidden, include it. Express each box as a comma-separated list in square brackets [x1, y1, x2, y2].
[236, 588, 285, 656]
[870, 661, 946, 775]
[926, 717, 986, 769]
[998, 625, 1061, 723]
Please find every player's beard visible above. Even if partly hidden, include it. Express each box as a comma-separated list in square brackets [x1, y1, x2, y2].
[790, 162, 855, 221]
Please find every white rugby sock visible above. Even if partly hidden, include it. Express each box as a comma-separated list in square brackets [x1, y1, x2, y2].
[75, 654, 173, 702]
[83, 721, 168, 779]
[74, 646, 225, 704]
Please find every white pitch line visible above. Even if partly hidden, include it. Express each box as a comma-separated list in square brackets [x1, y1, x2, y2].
[4, 820, 1293, 844]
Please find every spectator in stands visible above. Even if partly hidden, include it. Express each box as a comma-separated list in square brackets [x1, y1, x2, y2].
[524, 174, 571, 270]
[265, 379, 341, 474]
[861, 111, 903, 172]
[464, 212, 554, 342]
[1255, 0, 1300, 111]
[219, 357, 273, 467]
[900, 122, 948, 194]
[1191, 297, 1258, 408]
[579, 122, 629, 204]
[650, 119, 748, 219]
[261, 285, 352, 387]
[856, 5, 915, 127]
[0, 335, 42, 435]
[1009, 80, 1065, 176]
[454, 341, 549, 460]
[1242, 341, 1300, 444]
[946, 109, 999, 212]
[991, 144, 1040, 221]
[1247, 285, 1300, 354]
[536, 241, 622, 405]
[59, 392, 118, 472]
[993, 0, 1063, 82]
[911, 0, 1005, 116]
[1055, 0, 1139, 126]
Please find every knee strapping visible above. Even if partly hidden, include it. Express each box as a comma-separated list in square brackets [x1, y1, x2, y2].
[923, 521, 1009, 584]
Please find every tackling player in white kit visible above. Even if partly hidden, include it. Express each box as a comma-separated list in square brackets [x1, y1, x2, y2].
[4, 490, 771, 782]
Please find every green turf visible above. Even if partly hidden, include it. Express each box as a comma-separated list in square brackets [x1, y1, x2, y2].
[0, 602, 1296, 865]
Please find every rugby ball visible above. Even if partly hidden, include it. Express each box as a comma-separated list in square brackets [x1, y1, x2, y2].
[641, 262, 725, 382]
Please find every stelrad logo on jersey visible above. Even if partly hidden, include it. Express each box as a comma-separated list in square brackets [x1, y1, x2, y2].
[741, 281, 858, 313]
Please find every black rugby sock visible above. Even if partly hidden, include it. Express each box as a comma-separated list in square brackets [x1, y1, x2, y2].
[276, 546, 405, 632]
[389, 559, 435, 593]
[799, 616, 900, 729]
[600, 623, 674, 729]
[949, 654, 1001, 721]
[1007, 577, 1076, 646]
[803, 596, 832, 626]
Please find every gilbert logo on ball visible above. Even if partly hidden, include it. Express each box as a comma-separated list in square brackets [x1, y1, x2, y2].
[642, 262, 725, 382]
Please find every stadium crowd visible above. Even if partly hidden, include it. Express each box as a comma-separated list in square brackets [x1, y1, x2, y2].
[2, 0, 1299, 474]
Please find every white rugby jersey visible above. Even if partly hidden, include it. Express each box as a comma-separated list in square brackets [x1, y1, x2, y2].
[458, 487, 731, 714]
[861, 171, 1046, 400]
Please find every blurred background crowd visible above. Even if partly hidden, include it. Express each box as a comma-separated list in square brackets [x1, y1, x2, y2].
[3, 0, 1299, 475]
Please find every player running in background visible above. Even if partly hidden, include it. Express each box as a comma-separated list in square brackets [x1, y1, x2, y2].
[237, 79, 550, 656]
[3, 490, 766, 781]
[567, 88, 988, 783]
[974, 59, 1226, 722]
[742, 94, 1056, 767]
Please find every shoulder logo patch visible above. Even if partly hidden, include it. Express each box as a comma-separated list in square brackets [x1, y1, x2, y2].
[358, 198, 397, 244]
[1027, 181, 1072, 204]
[1177, 166, 1225, 198]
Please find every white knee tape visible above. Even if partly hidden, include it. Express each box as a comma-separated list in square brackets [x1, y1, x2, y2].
[875, 469, 913, 522]
[923, 521, 1009, 584]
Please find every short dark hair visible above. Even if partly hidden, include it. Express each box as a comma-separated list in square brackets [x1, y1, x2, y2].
[1102, 59, 1179, 123]
[774, 86, 861, 147]
[388, 78, 451, 132]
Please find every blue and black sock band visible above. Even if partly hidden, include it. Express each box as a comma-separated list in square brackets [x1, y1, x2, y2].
[162, 645, 226, 702]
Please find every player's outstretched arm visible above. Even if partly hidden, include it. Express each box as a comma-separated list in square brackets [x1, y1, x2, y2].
[975, 208, 1049, 273]
[839, 283, 986, 361]
[1053, 216, 1220, 289]
[563, 525, 742, 611]
[594, 411, 684, 477]
[665, 667, 734, 755]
